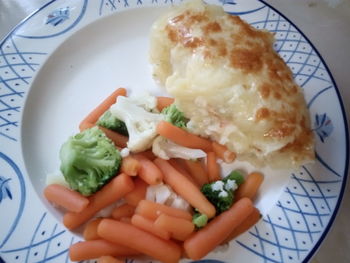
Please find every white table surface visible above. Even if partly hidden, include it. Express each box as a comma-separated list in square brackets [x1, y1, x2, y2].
[0, 0, 349, 262]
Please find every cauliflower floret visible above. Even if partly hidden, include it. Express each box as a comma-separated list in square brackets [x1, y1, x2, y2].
[110, 96, 163, 152]
[152, 136, 206, 160]
[146, 184, 191, 211]
[128, 92, 159, 113]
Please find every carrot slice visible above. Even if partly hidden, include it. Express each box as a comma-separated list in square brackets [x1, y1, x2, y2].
[133, 154, 163, 185]
[69, 239, 139, 261]
[235, 172, 264, 201]
[154, 213, 195, 241]
[83, 218, 103, 241]
[212, 141, 236, 163]
[63, 173, 134, 230]
[157, 96, 174, 112]
[79, 88, 127, 131]
[154, 158, 216, 218]
[183, 198, 254, 260]
[222, 207, 261, 243]
[206, 152, 221, 182]
[135, 200, 192, 221]
[43, 184, 89, 213]
[111, 204, 135, 220]
[131, 214, 170, 240]
[124, 178, 148, 206]
[98, 256, 123, 263]
[121, 156, 140, 176]
[98, 219, 182, 263]
[183, 159, 209, 186]
[156, 121, 212, 152]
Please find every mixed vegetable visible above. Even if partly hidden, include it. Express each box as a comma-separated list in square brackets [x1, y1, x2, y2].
[43, 88, 264, 263]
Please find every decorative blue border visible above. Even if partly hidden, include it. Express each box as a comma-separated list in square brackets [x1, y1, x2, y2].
[257, 1, 349, 262]
[0, 152, 26, 250]
[0, 1, 348, 263]
[14, 0, 89, 39]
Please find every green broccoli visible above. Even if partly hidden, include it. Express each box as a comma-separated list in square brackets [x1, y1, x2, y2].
[162, 104, 188, 129]
[223, 170, 244, 186]
[201, 181, 234, 214]
[201, 170, 244, 214]
[97, 110, 128, 136]
[192, 212, 208, 229]
[59, 126, 122, 196]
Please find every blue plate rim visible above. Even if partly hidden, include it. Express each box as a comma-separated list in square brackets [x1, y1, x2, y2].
[0, 0, 348, 262]
[259, 0, 350, 262]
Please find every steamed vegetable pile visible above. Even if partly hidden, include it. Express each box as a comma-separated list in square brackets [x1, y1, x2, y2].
[44, 88, 264, 263]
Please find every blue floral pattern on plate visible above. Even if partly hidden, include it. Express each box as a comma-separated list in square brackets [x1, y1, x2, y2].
[314, 113, 333, 143]
[0, 0, 348, 262]
[46, 7, 70, 26]
[0, 176, 12, 203]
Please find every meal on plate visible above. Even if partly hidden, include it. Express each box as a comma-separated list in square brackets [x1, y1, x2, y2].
[43, 1, 315, 263]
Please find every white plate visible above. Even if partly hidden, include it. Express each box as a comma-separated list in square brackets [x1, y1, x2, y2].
[0, 0, 348, 262]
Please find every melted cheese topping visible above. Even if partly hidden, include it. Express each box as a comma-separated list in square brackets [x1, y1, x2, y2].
[150, 0, 314, 168]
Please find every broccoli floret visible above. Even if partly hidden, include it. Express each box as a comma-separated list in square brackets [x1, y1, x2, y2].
[97, 110, 128, 136]
[201, 181, 234, 214]
[59, 126, 121, 196]
[162, 104, 188, 129]
[192, 212, 208, 229]
[223, 170, 244, 186]
[201, 170, 244, 214]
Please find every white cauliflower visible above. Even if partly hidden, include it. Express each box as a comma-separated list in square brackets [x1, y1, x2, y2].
[127, 92, 159, 112]
[110, 96, 163, 152]
[146, 184, 191, 211]
[152, 136, 206, 160]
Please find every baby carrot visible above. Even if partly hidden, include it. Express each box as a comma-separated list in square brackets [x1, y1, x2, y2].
[121, 156, 140, 176]
[156, 121, 213, 152]
[79, 88, 127, 131]
[138, 150, 156, 161]
[183, 159, 209, 186]
[131, 214, 170, 240]
[169, 159, 200, 187]
[154, 213, 195, 241]
[69, 239, 139, 261]
[135, 200, 192, 221]
[206, 152, 221, 182]
[222, 207, 261, 243]
[111, 204, 135, 220]
[184, 198, 254, 260]
[98, 256, 123, 263]
[99, 126, 128, 148]
[157, 96, 174, 112]
[83, 218, 103, 241]
[98, 219, 182, 263]
[212, 141, 236, 163]
[124, 178, 148, 206]
[133, 154, 163, 185]
[43, 184, 89, 213]
[235, 172, 264, 201]
[80, 121, 95, 131]
[63, 173, 134, 230]
[120, 217, 132, 224]
[154, 158, 216, 218]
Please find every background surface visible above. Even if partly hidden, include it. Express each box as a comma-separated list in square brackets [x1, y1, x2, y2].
[0, 0, 349, 262]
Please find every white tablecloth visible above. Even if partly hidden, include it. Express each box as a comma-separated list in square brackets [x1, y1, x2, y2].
[1, 0, 349, 262]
